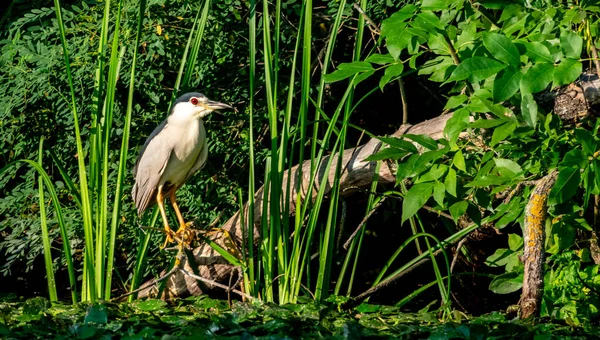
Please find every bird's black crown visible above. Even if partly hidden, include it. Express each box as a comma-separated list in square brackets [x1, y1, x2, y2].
[174, 92, 206, 105]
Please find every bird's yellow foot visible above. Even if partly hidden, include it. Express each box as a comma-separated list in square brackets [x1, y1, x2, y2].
[173, 222, 196, 245]
[160, 229, 178, 249]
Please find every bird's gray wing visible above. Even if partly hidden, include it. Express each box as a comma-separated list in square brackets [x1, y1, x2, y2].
[132, 121, 173, 216]
[133, 119, 168, 176]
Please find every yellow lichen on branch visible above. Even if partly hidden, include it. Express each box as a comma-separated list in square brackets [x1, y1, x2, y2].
[519, 171, 558, 319]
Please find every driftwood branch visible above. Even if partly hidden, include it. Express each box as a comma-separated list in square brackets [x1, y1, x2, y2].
[519, 170, 558, 319]
[138, 75, 600, 300]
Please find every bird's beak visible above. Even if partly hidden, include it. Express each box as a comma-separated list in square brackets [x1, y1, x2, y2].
[206, 100, 232, 111]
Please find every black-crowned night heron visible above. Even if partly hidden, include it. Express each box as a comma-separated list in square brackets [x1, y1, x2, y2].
[132, 92, 232, 245]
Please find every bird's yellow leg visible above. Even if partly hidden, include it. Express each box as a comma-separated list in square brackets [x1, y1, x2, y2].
[170, 192, 194, 244]
[157, 186, 175, 247]
[170, 192, 187, 229]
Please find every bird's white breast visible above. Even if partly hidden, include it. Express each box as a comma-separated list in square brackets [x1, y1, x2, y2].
[159, 118, 206, 187]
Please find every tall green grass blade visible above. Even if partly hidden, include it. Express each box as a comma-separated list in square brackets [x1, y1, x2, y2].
[197, 234, 244, 268]
[106, 0, 148, 299]
[311, 0, 346, 171]
[129, 208, 158, 302]
[246, 0, 257, 298]
[173, 0, 211, 99]
[278, 21, 303, 305]
[89, 0, 112, 223]
[261, 156, 274, 302]
[181, 0, 211, 89]
[48, 150, 82, 209]
[37, 139, 57, 302]
[97, 1, 124, 298]
[53, 0, 96, 301]
[415, 215, 451, 307]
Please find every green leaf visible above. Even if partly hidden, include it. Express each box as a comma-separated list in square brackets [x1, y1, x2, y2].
[422, 0, 452, 10]
[376, 136, 419, 153]
[134, 299, 168, 311]
[445, 168, 457, 197]
[449, 201, 468, 223]
[366, 53, 395, 65]
[508, 233, 523, 251]
[485, 248, 515, 267]
[404, 133, 438, 150]
[364, 148, 410, 162]
[496, 198, 523, 229]
[428, 32, 452, 55]
[560, 29, 583, 58]
[523, 42, 553, 63]
[491, 121, 517, 146]
[465, 175, 510, 187]
[482, 32, 520, 65]
[494, 158, 522, 176]
[449, 57, 507, 83]
[324, 61, 374, 83]
[560, 149, 586, 168]
[433, 181, 445, 207]
[549, 167, 581, 205]
[444, 108, 470, 145]
[489, 271, 523, 294]
[493, 67, 522, 102]
[380, 5, 417, 37]
[402, 182, 435, 223]
[408, 148, 449, 178]
[444, 94, 468, 110]
[520, 92, 538, 127]
[417, 164, 448, 183]
[386, 30, 413, 60]
[553, 58, 582, 88]
[412, 11, 445, 31]
[379, 63, 404, 90]
[469, 118, 509, 129]
[521, 63, 554, 94]
[453, 150, 466, 172]
[84, 304, 107, 324]
[354, 70, 375, 86]
[575, 129, 597, 156]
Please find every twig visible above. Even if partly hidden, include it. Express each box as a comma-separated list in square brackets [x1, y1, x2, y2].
[398, 78, 409, 124]
[113, 247, 186, 301]
[450, 237, 468, 274]
[336, 200, 348, 250]
[179, 268, 256, 302]
[421, 205, 454, 222]
[353, 3, 380, 34]
[343, 197, 386, 249]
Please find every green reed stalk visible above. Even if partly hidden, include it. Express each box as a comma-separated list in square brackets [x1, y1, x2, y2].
[53, 0, 97, 301]
[97, 0, 124, 298]
[129, 209, 157, 302]
[37, 139, 57, 302]
[107, 0, 148, 299]
[246, 0, 257, 297]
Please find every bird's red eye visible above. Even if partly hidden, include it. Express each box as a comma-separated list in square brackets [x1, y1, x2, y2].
[191, 97, 199, 105]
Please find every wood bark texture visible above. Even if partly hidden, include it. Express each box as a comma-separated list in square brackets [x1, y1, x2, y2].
[519, 170, 558, 319]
